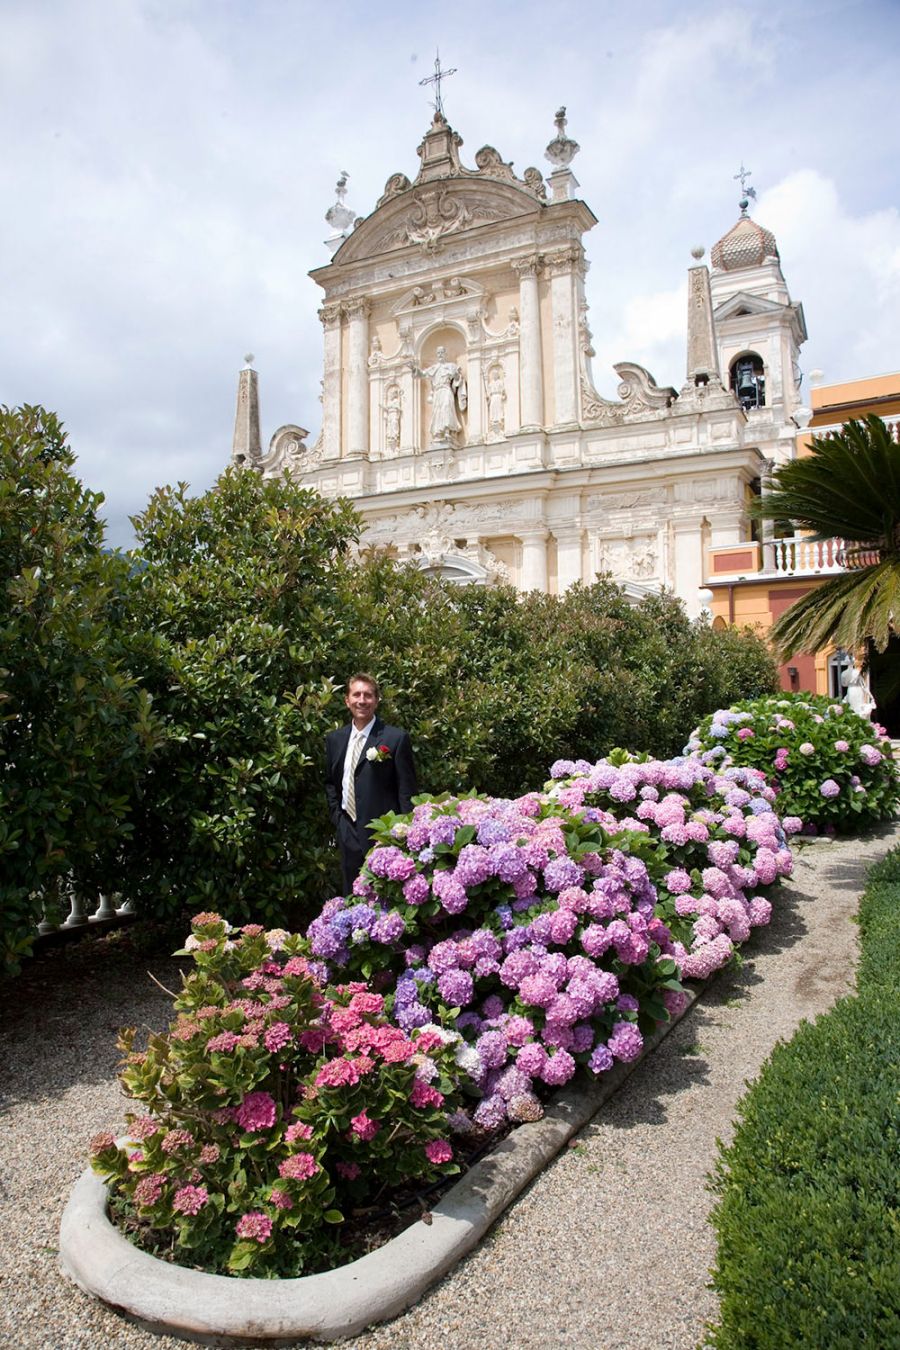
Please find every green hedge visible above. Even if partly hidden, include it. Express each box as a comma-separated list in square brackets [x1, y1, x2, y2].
[707, 847, 900, 1348]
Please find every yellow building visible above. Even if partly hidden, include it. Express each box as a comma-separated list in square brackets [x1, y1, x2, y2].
[704, 371, 900, 710]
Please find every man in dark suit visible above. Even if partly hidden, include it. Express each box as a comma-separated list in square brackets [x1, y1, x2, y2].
[324, 673, 418, 892]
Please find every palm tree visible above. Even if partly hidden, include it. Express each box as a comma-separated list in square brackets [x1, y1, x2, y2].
[752, 414, 900, 657]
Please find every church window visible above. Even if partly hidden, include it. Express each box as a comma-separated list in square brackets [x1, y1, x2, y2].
[730, 353, 766, 410]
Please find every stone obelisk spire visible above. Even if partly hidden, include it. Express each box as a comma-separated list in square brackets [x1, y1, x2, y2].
[232, 355, 261, 466]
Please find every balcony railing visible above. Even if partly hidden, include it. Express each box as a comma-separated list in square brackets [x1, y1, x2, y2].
[763, 535, 847, 576]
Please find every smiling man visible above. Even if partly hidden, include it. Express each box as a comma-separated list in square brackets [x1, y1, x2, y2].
[324, 673, 418, 892]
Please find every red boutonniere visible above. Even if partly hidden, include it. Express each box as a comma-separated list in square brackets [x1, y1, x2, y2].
[366, 744, 392, 763]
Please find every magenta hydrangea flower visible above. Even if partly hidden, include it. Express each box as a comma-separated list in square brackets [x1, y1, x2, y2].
[425, 1139, 453, 1164]
[349, 1111, 380, 1141]
[819, 779, 841, 798]
[263, 1022, 292, 1053]
[236, 1091, 277, 1133]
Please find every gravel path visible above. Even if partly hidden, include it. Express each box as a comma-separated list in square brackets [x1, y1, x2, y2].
[2, 824, 897, 1350]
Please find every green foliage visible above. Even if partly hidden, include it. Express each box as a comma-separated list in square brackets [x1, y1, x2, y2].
[0, 406, 160, 973]
[90, 913, 461, 1277]
[751, 415, 900, 655]
[121, 470, 362, 925]
[689, 693, 900, 831]
[706, 846, 900, 1347]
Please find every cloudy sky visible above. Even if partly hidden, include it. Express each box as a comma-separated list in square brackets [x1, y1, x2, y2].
[3, 0, 899, 545]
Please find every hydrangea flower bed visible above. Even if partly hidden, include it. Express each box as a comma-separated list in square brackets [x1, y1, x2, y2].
[308, 755, 791, 1129]
[546, 751, 793, 978]
[686, 694, 900, 832]
[89, 915, 461, 1277]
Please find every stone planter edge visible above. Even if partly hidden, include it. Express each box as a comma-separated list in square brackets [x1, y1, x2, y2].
[59, 985, 699, 1345]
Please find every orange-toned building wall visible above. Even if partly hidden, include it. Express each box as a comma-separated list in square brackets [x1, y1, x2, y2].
[705, 371, 900, 694]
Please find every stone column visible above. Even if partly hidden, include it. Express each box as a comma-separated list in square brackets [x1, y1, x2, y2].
[513, 255, 544, 430]
[519, 528, 549, 592]
[231, 363, 261, 466]
[345, 298, 370, 459]
[318, 302, 343, 460]
[555, 527, 584, 592]
[545, 246, 581, 427]
[672, 517, 705, 617]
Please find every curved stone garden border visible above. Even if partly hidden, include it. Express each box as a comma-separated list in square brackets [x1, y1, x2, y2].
[60, 986, 698, 1345]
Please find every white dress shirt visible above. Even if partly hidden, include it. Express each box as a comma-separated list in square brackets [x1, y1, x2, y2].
[341, 717, 375, 813]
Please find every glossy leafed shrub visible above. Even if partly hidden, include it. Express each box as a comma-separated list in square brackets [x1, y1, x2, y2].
[687, 694, 900, 832]
[90, 915, 460, 1277]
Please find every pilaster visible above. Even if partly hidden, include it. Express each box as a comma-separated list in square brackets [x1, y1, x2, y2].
[318, 303, 343, 460]
[513, 255, 544, 430]
[345, 298, 371, 460]
[545, 246, 582, 427]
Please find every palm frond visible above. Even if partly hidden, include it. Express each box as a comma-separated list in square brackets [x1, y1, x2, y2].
[770, 560, 900, 657]
[753, 416, 900, 548]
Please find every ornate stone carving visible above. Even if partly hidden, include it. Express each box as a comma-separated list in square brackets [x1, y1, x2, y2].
[596, 535, 658, 580]
[485, 364, 507, 441]
[545, 107, 580, 168]
[318, 302, 342, 329]
[511, 253, 542, 279]
[523, 167, 547, 200]
[543, 245, 584, 278]
[368, 334, 383, 367]
[410, 347, 468, 448]
[377, 172, 412, 207]
[261, 425, 319, 475]
[343, 296, 371, 320]
[586, 488, 667, 513]
[582, 363, 678, 426]
[474, 145, 517, 182]
[381, 385, 402, 452]
[578, 299, 595, 357]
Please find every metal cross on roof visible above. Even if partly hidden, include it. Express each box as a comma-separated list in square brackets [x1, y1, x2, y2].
[733, 162, 757, 205]
[419, 50, 457, 117]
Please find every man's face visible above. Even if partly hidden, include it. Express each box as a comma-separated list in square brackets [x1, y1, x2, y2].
[345, 680, 379, 729]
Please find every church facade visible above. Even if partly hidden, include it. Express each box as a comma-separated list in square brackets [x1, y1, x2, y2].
[236, 108, 807, 617]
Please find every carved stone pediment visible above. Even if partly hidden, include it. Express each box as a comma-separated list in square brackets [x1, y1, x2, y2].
[333, 176, 543, 264]
[392, 275, 485, 314]
[581, 362, 678, 427]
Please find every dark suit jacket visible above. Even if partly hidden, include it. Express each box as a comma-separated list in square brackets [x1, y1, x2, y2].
[324, 718, 418, 850]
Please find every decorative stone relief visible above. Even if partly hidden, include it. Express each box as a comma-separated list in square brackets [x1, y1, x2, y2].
[474, 146, 517, 182]
[485, 364, 507, 441]
[596, 535, 658, 580]
[523, 167, 547, 200]
[261, 425, 318, 475]
[381, 385, 402, 452]
[376, 172, 412, 207]
[372, 187, 507, 255]
[581, 363, 678, 426]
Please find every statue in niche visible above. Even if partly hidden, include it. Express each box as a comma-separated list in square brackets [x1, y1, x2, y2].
[507, 306, 520, 336]
[485, 365, 506, 439]
[368, 334, 382, 366]
[381, 385, 402, 452]
[410, 346, 468, 448]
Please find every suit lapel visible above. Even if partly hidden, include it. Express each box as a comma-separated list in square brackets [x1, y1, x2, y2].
[356, 718, 384, 775]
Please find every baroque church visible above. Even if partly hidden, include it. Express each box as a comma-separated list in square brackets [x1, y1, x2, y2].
[232, 101, 807, 618]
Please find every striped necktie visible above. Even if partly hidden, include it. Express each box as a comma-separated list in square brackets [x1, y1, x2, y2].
[345, 733, 365, 822]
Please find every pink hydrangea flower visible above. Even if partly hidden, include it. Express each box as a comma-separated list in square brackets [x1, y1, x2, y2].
[736, 728, 755, 741]
[235, 1212, 273, 1243]
[236, 1091, 277, 1133]
[278, 1152, 320, 1181]
[263, 1021, 292, 1053]
[349, 1111, 380, 1141]
[336, 1160, 361, 1180]
[424, 1139, 453, 1164]
[172, 1184, 209, 1216]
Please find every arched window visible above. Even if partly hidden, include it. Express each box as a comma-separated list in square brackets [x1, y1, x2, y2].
[730, 353, 766, 410]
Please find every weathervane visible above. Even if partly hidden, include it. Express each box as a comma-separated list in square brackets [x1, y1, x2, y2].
[733, 162, 757, 215]
[419, 49, 457, 118]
